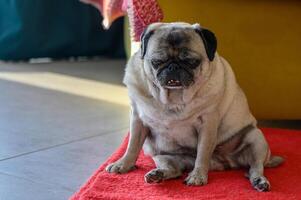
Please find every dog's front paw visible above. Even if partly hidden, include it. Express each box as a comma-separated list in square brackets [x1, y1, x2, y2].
[105, 159, 136, 174]
[184, 170, 208, 186]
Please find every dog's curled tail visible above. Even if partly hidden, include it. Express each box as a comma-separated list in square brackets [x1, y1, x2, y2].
[265, 155, 285, 168]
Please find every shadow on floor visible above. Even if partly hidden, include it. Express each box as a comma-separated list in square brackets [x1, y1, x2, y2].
[258, 120, 301, 130]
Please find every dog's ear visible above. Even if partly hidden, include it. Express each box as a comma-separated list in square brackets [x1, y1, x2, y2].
[140, 26, 155, 59]
[193, 24, 217, 61]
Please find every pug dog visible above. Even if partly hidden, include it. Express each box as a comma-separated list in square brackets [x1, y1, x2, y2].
[106, 22, 284, 192]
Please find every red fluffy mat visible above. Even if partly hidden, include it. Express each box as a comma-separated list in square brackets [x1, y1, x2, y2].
[70, 128, 301, 200]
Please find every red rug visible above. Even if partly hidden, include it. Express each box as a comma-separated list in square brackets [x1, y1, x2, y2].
[70, 128, 301, 200]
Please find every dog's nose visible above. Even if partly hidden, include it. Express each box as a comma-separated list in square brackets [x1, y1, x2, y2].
[168, 63, 180, 71]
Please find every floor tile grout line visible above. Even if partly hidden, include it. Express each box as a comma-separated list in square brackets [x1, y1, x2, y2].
[0, 171, 75, 192]
[0, 113, 129, 137]
[0, 126, 129, 162]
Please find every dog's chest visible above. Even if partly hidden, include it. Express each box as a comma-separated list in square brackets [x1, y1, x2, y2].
[140, 108, 199, 154]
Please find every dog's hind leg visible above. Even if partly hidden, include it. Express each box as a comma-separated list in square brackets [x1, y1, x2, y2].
[144, 154, 194, 183]
[239, 128, 272, 192]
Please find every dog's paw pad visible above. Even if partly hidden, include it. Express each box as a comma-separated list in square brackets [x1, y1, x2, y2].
[251, 176, 270, 192]
[144, 169, 164, 183]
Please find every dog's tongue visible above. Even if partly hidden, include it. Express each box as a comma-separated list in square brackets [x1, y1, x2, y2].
[79, 0, 163, 41]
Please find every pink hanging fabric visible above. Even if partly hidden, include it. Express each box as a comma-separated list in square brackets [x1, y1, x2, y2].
[80, 0, 163, 41]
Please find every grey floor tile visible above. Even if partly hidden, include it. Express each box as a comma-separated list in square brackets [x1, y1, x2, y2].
[0, 173, 72, 200]
[0, 79, 129, 160]
[0, 129, 128, 193]
[0, 60, 129, 199]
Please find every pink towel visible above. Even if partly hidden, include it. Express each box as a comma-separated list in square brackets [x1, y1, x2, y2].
[80, 0, 163, 41]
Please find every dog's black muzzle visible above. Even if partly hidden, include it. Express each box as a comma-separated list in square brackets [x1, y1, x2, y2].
[157, 63, 194, 89]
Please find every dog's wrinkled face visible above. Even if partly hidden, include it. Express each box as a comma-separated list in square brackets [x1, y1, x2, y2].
[140, 22, 217, 90]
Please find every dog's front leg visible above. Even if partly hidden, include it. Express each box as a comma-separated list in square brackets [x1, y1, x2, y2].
[184, 112, 219, 186]
[106, 106, 149, 173]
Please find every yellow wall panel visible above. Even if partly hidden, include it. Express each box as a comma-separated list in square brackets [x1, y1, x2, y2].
[158, 0, 301, 119]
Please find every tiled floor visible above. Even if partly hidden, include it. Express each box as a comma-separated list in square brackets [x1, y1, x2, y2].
[0, 59, 300, 200]
[0, 59, 129, 200]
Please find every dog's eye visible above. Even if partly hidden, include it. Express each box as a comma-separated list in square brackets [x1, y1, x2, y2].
[182, 58, 201, 68]
[151, 59, 165, 69]
[190, 59, 201, 66]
